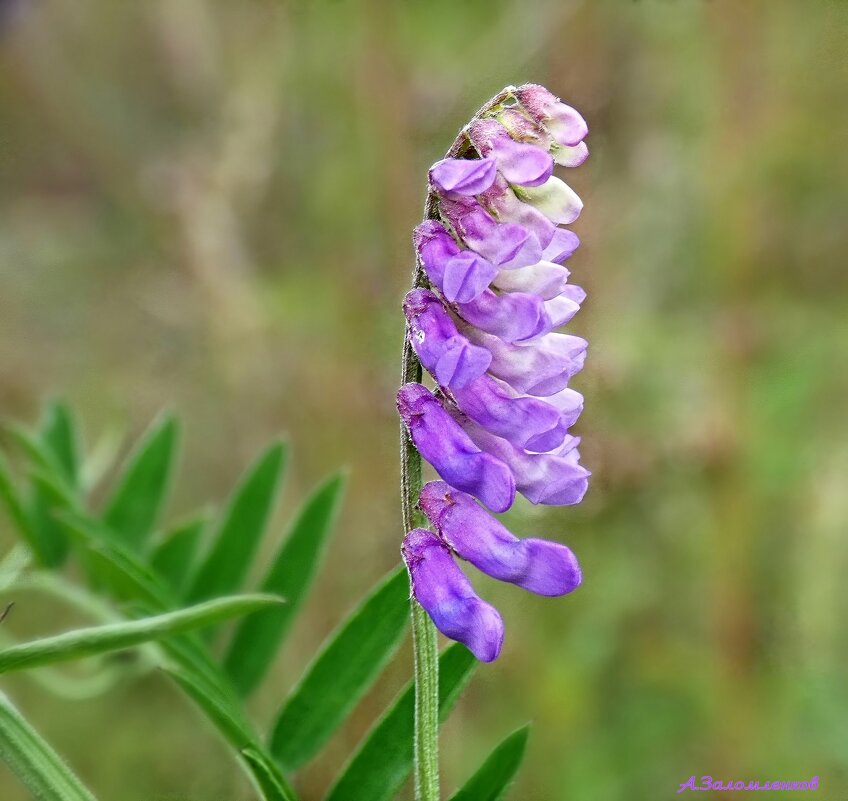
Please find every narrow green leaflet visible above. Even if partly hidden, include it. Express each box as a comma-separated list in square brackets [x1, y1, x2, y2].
[448, 726, 530, 801]
[0, 691, 97, 801]
[270, 567, 409, 770]
[0, 595, 282, 674]
[241, 748, 296, 801]
[224, 472, 345, 696]
[102, 415, 179, 551]
[0, 425, 72, 567]
[185, 442, 287, 604]
[151, 512, 208, 595]
[168, 670, 297, 801]
[325, 643, 477, 801]
[0, 454, 44, 563]
[40, 401, 79, 488]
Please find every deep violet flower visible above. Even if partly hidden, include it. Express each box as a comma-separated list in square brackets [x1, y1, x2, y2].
[399, 84, 591, 661]
[402, 528, 504, 662]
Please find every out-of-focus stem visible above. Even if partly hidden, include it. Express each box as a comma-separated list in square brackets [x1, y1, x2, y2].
[401, 86, 515, 801]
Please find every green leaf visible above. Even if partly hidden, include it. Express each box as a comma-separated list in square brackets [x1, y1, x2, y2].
[56, 511, 234, 696]
[151, 512, 208, 595]
[0, 594, 282, 674]
[167, 670, 297, 801]
[2, 425, 74, 567]
[0, 454, 46, 563]
[270, 567, 409, 770]
[448, 726, 530, 801]
[0, 691, 98, 801]
[102, 415, 179, 551]
[223, 471, 345, 696]
[241, 748, 296, 801]
[185, 442, 287, 604]
[40, 401, 79, 488]
[325, 643, 477, 801]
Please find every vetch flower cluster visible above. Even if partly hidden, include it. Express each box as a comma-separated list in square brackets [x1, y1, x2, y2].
[399, 85, 590, 662]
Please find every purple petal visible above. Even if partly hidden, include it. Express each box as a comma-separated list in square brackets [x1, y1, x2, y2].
[402, 528, 504, 662]
[430, 157, 497, 196]
[414, 220, 460, 288]
[404, 289, 491, 389]
[464, 417, 585, 496]
[478, 173, 556, 249]
[523, 388, 584, 453]
[397, 383, 515, 512]
[542, 228, 580, 263]
[457, 416, 591, 506]
[419, 482, 582, 596]
[464, 329, 588, 396]
[469, 119, 553, 187]
[515, 84, 589, 147]
[442, 251, 499, 303]
[493, 261, 570, 300]
[439, 196, 540, 268]
[456, 289, 545, 343]
[450, 374, 562, 449]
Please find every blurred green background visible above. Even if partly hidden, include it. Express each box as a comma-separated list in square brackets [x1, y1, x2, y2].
[1, 0, 847, 799]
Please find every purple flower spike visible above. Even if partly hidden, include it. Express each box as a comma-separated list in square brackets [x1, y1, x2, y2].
[402, 528, 504, 662]
[543, 228, 580, 263]
[419, 482, 583, 597]
[430, 157, 497, 196]
[399, 85, 591, 661]
[397, 383, 515, 512]
[459, 417, 591, 506]
[464, 329, 587, 397]
[468, 119, 554, 187]
[439, 196, 541, 269]
[404, 289, 491, 389]
[493, 261, 570, 300]
[450, 374, 562, 449]
[515, 84, 589, 147]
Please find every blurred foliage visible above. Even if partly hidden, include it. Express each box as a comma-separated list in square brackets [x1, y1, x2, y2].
[0, 0, 847, 799]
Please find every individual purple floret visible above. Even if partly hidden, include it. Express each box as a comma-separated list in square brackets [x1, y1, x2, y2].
[397, 383, 515, 513]
[449, 374, 564, 450]
[468, 118, 554, 187]
[403, 289, 491, 389]
[514, 84, 589, 148]
[399, 84, 591, 661]
[439, 196, 542, 269]
[419, 481, 582, 597]
[402, 528, 504, 662]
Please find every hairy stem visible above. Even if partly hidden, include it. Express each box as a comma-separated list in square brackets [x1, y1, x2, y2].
[402, 86, 515, 801]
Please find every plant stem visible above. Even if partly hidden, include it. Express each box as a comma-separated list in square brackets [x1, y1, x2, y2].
[402, 86, 516, 801]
